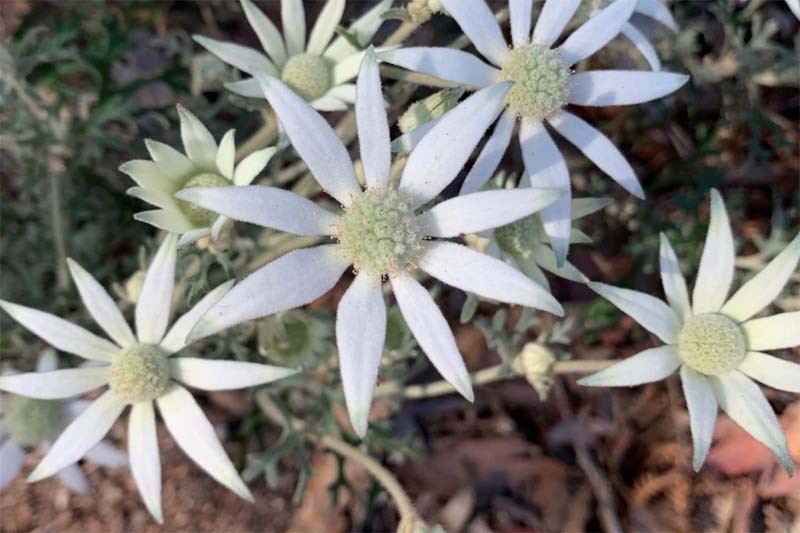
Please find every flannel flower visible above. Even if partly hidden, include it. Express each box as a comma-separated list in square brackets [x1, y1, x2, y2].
[121, 105, 277, 246]
[1, 350, 127, 493]
[580, 190, 800, 475]
[382, 0, 689, 265]
[0, 234, 296, 522]
[195, 0, 391, 111]
[177, 49, 565, 437]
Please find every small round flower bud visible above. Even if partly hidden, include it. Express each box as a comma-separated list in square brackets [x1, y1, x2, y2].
[4, 395, 65, 447]
[677, 313, 747, 375]
[398, 88, 464, 134]
[281, 54, 333, 102]
[500, 44, 571, 120]
[178, 173, 230, 226]
[109, 344, 171, 404]
[512, 343, 556, 400]
[494, 214, 543, 257]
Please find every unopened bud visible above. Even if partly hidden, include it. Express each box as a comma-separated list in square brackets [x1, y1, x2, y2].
[512, 343, 556, 400]
[398, 87, 464, 134]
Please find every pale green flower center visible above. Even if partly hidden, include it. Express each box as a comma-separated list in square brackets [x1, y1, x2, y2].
[178, 173, 229, 227]
[4, 395, 65, 447]
[336, 188, 423, 277]
[281, 54, 333, 102]
[500, 44, 571, 120]
[109, 344, 171, 404]
[494, 214, 542, 256]
[677, 313, 747, 375]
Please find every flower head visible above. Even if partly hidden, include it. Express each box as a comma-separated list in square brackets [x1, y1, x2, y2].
[579, 189, 800, 475]
[0, 234, 296, 522]
[194, 0, 392, 111]
[382, 0, 689, 265]
[0, 351, 127, 494]
[121, 105, 277, 246]
[177, 49, 566, 437]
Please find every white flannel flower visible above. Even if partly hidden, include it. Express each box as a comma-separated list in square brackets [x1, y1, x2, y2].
[0, 234, 296, 523]
[382, 0, 689, 265]
[177, 49, 565, 437]
[580, 189, 800, 475]
[1, 351, 127, 494]
[558, 0, 678, 71]
[195, 0, 391, 111]
[121, 105, 277, 246]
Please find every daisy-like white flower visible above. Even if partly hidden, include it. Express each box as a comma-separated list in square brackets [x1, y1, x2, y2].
[580, 190, 800, 475]
[177, 49, 565, 437]
[558, 0, 678, 71]
[0, 234, 297, 522]
[121, 105, 277, 246]
[1, 350, 127, 493]
[381, 0, 689, 265]
[195, 0, 391, 111]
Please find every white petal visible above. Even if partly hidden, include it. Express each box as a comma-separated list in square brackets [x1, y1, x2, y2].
[56, 464, 89, 493]
[257, 75, 361, 205]
[133, 209, 195, 234]
[418, 187, 562, 238]
[119, 160, 172, 193]
[331, 49, 369, 86]
[738, 351, 800, 393]
[310, 95, 348, 111]
[144, 139, 195, 181]
[324, 0, 392, 61]
[721, 232, 800, 322]
[327, 83, 356, 103]
[157, 384, 253, 500]
[241, 0, 287, 67]
[620, 22, 661, 71]
[128, 187, 177, 211]
[177, 228, 212, 247]
[216, 129, 235, 180]
[129, 402, 162, 523]
[419, 241, 563, 315]
[36, 350, 58, 372]
[356, 48, 391, 189]
[742, 312, 800, 351]
[83, 441, 128, 467]
[510, 0, 533, 47]
[234, 146, 276, 186]
[136, 233, 178, 344]
[0, 300, 118, 362]
[0, 367, 108, 399]
[635, 0, 678, 31]
[177, 105, 218, 171]
[28, 391, 125, 482]
[708, 371, 793, 476]
[0, 440, 24, 490]
[390, 271, 473, 401]
[519, 118, 572, 266]
[225, 78, 263, 99]
[378, 48, 500, 88]
[588, 281, 681, 343]
[568, 70, 689, 106]
[189, 245, 349, 341]
[307, 0, 345, 56]
[558, 0, 637, 66]
[67, 258, 136, 348]
[692, 189, 734, 314]
[659, 233, 691, 322]
[578, 345, 681, 386]
[532, 0, 580, 46]
[336, 272, 386, 437]
[548, 110, 644, 199]
[193, 36, 278, 77]
[160, 280, 234, 354]
[459, 110, 515, 195]
[175, 186, 339, 236]
[399, 82, 511, 207]
[170, 358, 296, 390]
[211, 214, 227, 241]
[440, 0, 509, 66]
[391, 117, 438, 153]
[282, 0, 306, 56]
[680, 365, 718, 471]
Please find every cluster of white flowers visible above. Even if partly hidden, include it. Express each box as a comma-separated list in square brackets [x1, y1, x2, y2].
[2, 0, 797, 523]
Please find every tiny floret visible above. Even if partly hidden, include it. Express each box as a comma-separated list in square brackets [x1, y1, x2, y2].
[336, 187, 423, 276]
[677, 313, 747, 375]
[178, 173, 230, 226]
[281, 54, 333, 101]
[4, 395, 64, 446]
[500, 44, 571, 120]
[109, 344, 171, 404]
[494, 214, 542, 256]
